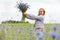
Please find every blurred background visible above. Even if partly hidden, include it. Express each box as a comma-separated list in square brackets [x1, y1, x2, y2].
[0, 0, 60, 24]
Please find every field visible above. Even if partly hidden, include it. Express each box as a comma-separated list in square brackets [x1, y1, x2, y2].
[0, 23, 60, 40]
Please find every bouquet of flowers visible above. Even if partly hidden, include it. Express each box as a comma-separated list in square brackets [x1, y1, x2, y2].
[17, 3, 29, 22]
[18, 3, 29, 13]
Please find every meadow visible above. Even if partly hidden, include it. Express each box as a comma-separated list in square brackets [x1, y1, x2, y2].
[0, 23, 60, 40]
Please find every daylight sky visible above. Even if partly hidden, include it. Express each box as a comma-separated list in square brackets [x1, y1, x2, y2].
[0, 0, 60, 23]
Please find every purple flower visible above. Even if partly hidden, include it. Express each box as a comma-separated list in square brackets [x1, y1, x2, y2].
[17, 3, 29, 13]
[49, 32, 59, 39]
[10, 25, 15, 28]
[52, 25, 58, 31]
[2, 26, 9, 30]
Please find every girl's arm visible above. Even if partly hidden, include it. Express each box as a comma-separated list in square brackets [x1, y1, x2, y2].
[23, 13, 44, 20]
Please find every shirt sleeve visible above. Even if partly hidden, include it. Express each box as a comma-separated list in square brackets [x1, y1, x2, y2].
[26, 14, 44, 20]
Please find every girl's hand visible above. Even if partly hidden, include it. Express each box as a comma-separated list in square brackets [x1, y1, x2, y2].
[23, 12, 27, 17]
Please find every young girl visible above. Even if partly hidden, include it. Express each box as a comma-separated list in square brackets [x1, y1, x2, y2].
[23, 8, 45, 40]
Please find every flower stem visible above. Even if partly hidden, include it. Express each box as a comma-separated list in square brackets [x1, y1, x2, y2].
[21, 14, 25, 22]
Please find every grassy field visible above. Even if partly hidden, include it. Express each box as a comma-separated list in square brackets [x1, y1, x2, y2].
[0, 23, 60, 40]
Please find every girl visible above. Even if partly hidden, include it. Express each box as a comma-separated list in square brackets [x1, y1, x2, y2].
[23, 8, 45, 40]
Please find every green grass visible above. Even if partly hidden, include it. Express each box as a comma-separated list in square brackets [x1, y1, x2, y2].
[0, 23, 60, 40]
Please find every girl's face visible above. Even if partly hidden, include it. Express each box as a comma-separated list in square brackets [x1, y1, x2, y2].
[38, 9, 45, 16]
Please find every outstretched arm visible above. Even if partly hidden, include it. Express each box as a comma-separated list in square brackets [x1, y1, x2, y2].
[23, 13, 44, 20]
